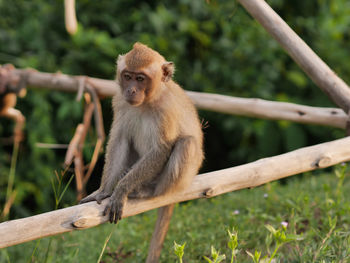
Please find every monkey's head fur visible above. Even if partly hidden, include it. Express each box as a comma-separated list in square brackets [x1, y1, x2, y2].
[116, 42, 175, 106]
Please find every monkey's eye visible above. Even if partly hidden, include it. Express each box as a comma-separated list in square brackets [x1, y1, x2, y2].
[124, 73, 132, 80]
[136, 76, 145, 82]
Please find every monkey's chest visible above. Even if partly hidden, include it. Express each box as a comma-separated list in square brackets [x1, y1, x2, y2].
[124, 114, 159, 155]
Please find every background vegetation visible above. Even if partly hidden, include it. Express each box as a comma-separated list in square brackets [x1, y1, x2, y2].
[0, 0, 350, 261]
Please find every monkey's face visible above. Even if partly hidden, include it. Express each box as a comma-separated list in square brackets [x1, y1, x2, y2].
[117, 42, 175, 106]
[121, 70, 150, 106]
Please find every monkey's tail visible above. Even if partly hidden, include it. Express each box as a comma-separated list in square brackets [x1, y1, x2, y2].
[146, 204, 175, 263]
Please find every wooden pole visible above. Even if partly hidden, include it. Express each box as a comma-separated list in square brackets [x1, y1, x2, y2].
[10, 69, 117, 98]
[238, 0, 350, 114]
[7, 69, 348, 129]
[1, 135, 350, 248]
[187, 91, 347, 129]
[64, 0, 78, 35]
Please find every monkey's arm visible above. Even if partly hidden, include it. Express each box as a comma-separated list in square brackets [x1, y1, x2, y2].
[104, 145, 172, 223]
[80, 133, 130, 204]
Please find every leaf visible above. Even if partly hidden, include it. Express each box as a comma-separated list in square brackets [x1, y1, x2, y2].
[246, 250, 261, 263]
[211, 246, 218, 258]
[265, 224, 277, 235]
[284, 234, 304, 242]
[246, 250, 254, 259]
[216, 254, 226, 263]
[203, 256, 213, 263]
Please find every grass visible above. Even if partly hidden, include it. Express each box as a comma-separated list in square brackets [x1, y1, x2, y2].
[1, 165, 350, 262]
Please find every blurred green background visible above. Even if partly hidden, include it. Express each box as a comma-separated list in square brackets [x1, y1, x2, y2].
[0, 0, 349, 218]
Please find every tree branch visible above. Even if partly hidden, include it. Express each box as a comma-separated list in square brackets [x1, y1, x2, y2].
[1, 135, 350, 248]
[6, 68, 347, 129]
[187, 92, 347, 129]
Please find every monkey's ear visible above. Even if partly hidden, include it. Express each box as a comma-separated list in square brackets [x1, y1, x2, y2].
[161, 62, 175, 82]
[116, 55, 126, 72]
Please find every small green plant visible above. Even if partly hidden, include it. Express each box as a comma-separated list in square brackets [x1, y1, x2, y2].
[173, 241, 186, 263]
[264, 224, 303, 262]
[203, 246, 226, 263]
[227, 227, 238, 263]
[246, 250, 262, 263]
[50, 169, 74, 209]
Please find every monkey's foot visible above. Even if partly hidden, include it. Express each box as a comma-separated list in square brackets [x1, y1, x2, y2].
[103, 197, 125, 224]
[79, 191, 111, 204]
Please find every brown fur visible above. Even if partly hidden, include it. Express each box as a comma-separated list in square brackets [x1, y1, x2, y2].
[125, 43, 164, 71]
[80, 43, 204, 226]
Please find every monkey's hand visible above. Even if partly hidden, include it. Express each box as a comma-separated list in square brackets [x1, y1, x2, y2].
[103, 193, 126, 224]
[79, 189, 111, 204]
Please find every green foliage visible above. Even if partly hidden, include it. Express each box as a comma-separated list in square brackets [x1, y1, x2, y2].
[0, 0, 349, 219]
[177, 223, 303, 263]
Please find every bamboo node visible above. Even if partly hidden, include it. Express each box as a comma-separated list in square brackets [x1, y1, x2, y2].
[313, 155, 332, 168]
[297, 110, 305, 116]
[203, 188, 215, 198]
[71, 216, 100, 228]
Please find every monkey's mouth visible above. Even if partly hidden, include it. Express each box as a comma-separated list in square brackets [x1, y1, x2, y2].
[126, 98, 142, 106]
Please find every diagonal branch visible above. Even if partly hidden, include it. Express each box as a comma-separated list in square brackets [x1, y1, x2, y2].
[238, 0, 350, 114]
[1, 135, 350, 248]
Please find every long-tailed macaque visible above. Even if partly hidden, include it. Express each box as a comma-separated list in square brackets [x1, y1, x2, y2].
[80, 43, 204, 227]
[81, 42, 204, 262]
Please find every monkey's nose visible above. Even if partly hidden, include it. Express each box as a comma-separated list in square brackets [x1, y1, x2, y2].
[128, 88, 136, 95]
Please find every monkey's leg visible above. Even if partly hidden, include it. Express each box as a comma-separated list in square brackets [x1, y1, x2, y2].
[154, 136, 200, 196]
[146, 204, 175, 263]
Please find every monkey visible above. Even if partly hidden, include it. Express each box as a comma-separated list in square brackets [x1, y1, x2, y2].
[80, 43, 204, 228]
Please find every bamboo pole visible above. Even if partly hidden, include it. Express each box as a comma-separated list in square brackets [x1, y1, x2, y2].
[187, 92, 347, 129]
[238, 0, 350, 114]
[1, 135, 350, 248]
[64, 0, 78, 35]
[8, 69, 348, 129]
